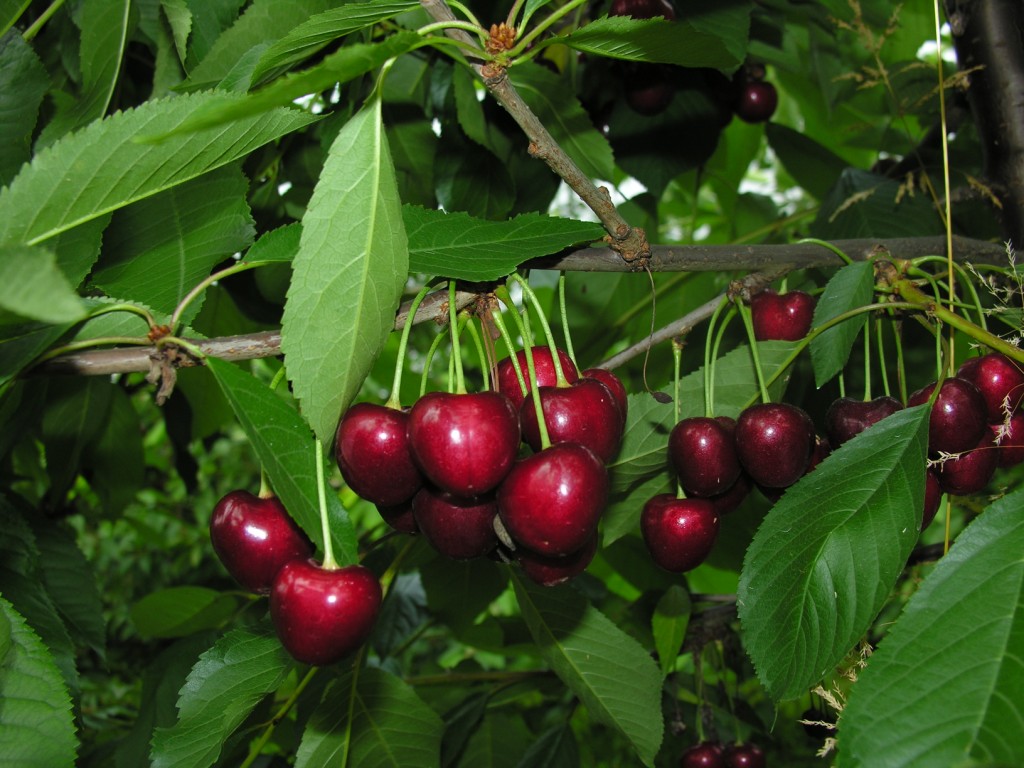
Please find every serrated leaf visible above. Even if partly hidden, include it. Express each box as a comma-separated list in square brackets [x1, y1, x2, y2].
[130, 587, 238, 639]
[295, 665, 443, 768]
[765, 123, 848, 201]
[404, 206, 604, 280]
[206, 357, 359, 566]
[737, 405, 930, 701]
[85, 384, 145, 514]
[249, 1, 419, 86]
[441, 692, 489, 767]
[516, 724, 580, 768]
[653, 585, 690, 677]
[0, 245, 87, 323]
[151, 625, 295, 768]
[511, 574, 663, 766]
[0, 321, 70, 388]
[0, 30, 49, 185]
[0, 596, 77, 768]
[162, 0, 192, 64]
[0, 92, 317, 247]
[0, 2, 30, 37]
[510, 63, 615, 181]
[554, 15, 745, 70]
[420, 556, 509, 635]
[245, 222, 302, 264]
[839, 487, 1024, 768]
[281, 99, 409, 446]
[810, 260, 875, 388]
[40, 377, 114, 505]
[457, 712, 531, 767]
[93, 164, 255, 319]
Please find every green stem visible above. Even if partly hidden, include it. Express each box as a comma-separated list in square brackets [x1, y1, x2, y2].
[795, 237, 855, 266]
[558, 274, 578, 370]
[239, 667, 319, 768]
[417, 19, 488, 42]
[464, 314, 490, 391]
[35, 336, 151, 363]
[862, 317, 872, 401]
[87, 301, 157, 328]
[876, 318, 892, 398]
[170, 261, 267, 334]
[22, 0, 64, 41]
[523, 340, 552, 450]
[508, 0, 588, 57]
[708, 305, 736, 418]
[490, 303, 528, 398]
[269, 365, 287, 392]
[510, 273, 567, 386]
[911, 256, 989, 331]
[702, 298, 729, 418]
[672, 340, 684, 499]
[446, 0, 483, 28]
[388, 284, 434, 409]
[157, 336, 207, 360]
[448, 281, 467, 395]
[735, 301, 771, 404]
[420, 324, 449, 397]
[315, 439, 338, 570]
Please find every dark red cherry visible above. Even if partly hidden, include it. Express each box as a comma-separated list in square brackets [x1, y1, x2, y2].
[412, 487, 498, 560]
[210, 490, 313, 594]
[956, 352, 1024, 421]
[824, 396, 903, 448]
[640, 495, 719, 572]
[749, 288, 814, 341]
[669, 417, 742, 497]
[495, 346, 579, 411]
[517, 531, 598, 586]
[907, 377, 987, 455]
[520, 378, 624, 463]
[735, 80, 777, 123]
[335, 403, 422, 506]
[610, 0, 676, 20]
[935, 433, 998, 496]
[734, 403, 815, 488]
[921, 469, 942, 530]
[992, 410, 1024, 466]
[708, 471, 752, 515]
[374, 501, 418, 534]
[583, 367, 628, 426]
[624, 64, 674, 115]
[680, 741, 725, 768]
[723, 742, 766, 768]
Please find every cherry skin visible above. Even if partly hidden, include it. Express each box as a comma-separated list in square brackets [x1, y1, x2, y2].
[735, 80, 777, 123]
[723, 742, 766, 768]
[583, 367, 629, 427]
[749, 288, 815, 341]
[669, 416, 742, 497]
[935, 433, 998, 496]
[957, 352, 1024, 421]
[495, 346, 579, 411]
[497, 442, 608, 557]
[269, 560, 381, 666]
[335, 403, 422, 506]
[408, 391, 520, 497]
[624, 64, 674, 115]
[517, 531, 598, 587]
[708, 470, 752, 515]
[519, 378, 624, 463]
[734, 402, 816, 488]
[373, 501, 418, 534]
[210, 490, 313, 594]
[921, 469, 942, 530]
[412, 487, 497, 560]
[610, 0, 676, 20]
[907, 377, 988, 455]
[680, 741, 725, 768]
[640, 495, 719, 572]
[991, 410, 1024, 466]
[825, 396, 903, 448]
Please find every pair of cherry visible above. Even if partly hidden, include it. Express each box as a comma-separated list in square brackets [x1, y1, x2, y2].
[681, 740, 766, 767]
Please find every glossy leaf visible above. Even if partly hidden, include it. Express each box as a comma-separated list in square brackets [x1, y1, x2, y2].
[245, 222, 302, 264]
[404, 206, 604, 280]
[737, 405, 930, 701]
[840, 486, 1024, 768]
[151, 625, 295, 768]
[0, 596, 77, 768]
[0, 245, 87, 323]
[0, 92, 317, 247]
[810, 260, 875, 388]
[130, 587, 238, 639]
[281, 99, 409, 445]
[295, 666, 443, 768]
[512, 575, 663, 766]
[653, 585, 691, 677]
[206, 356, 359, 566]
[0, 30, 48, 185]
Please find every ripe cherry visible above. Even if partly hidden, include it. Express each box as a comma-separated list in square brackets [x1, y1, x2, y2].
[734, 403, 815, 488]
[373, 501, 418, 534]
[921, 469, 942, 530]
[495, 346, 579, 411]
[270, 560, 381, 666]
[749, 289, 815, 341]
[907, 377, 987, 455]
[824, 396, 903, 448]
[519, 378, 624, 463]
[640, 495, 719, 572]
[335, 403, 422, 506]
[610, 0, 676, 20]
[934, 434, 998, 496]
[583, 367, 629, 426]
[517, 532, 598, 586]
[735, 80, 778, 123]
[956, 352, 1024, 421]
[669, 416, 741, 497]
[992, 410, 1024, 466]
[210, 490, 313, 594]
[723, 742, 766, 768]
[412, 487, 498, 560]
[680, 741, 725, 768]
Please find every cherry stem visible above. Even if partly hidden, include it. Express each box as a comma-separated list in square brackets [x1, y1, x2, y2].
[258, 469, 273, 500]
[735, 300, 772, 404]
[314, 438, 338, 570]
[876, 318, 892, 398]
[838, 371, 847, 399]
[420, 322, 450, 397]
[910, 256, 989, 331]
[891, 318, 908, 403]
[387, 283, 434, 409]
[170, 260, 265, 334]
[796, 237, 855, 266]
[239, 666, 319, 768]
[508, 0, 587, 57]
[523, 340, 553, 450]
[464, 315, 491, 390]
[558, 273, 579, 370]
[510, 273, 568, 386]
[862, 317, 872, 401]
[708, 305, 735, 419]
[378, 537, 416, 599]
[702, 297, 729, 418]
[489, 303, 528, 397]
[672, 339, 685, 499]
[448, 281, 467, 395]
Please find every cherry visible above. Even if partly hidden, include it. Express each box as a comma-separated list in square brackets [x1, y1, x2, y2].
[209, 490, 313, 594]
[734, 403, 815, 488]
[669, 417, 741, 497]
[497, 442, 608, 557]
[735, 80, 778, 123]
[921, 469, 942, 530]
[640, 495, 719, 572]
[412, 487, 498, 560]
[583, 367, 629, 426]
[749, 289, 814, 341]
[495, 346, 579, 411]
[907, 377, 987, 455]
[934, 434, 998, 496]
[624, 64, 674, 115]
[824, 396, 903, 448]
[408, 391, 520, 496]
[801, 707, 836, 740]
[517, 531, 598, 586]
[519, 378, 623, 463]
[723, 742, 766, 768]
[335, 403, 422, 506]
[992, 410, 1024, 466]
[708, 470, 752, 515]
[680, 741, 725, 768]
[610, 0, 676, 20]
[374, 501, 418, 534]
[270, 560, 381, 666]
[957, 352, 1024, 421]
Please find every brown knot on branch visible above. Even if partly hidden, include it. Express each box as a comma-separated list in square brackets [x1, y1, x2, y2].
[606, 226, 651, 270]
[485, 22, 516, 55]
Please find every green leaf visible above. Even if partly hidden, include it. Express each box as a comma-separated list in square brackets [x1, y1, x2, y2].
[249, 1, 420, 86]
[0, 91, 317, 247]
[404, 206, 604, 281]
[162, 0, 192, 64]
[554, 14, 746, 71]
[509, 63, 616, 181]
[441, 692, 489, 767]
[456, 712, 531, 767]
[0, 596, 77, 768]
[93, 164, 255, 319]
[206, 357, 359, 566]
[765, 124, 848, 201]
[810, 260, 875, 388]
[737, 405, 930, 701]
[130, 587, 238, 639]
[84, 384, 145, 514]
[245, 222, 302, 264]
[0, 246, 87, 323]
[295, 665, 444, 768]
[839, 487, 1024, 767]
[151, 625, 295, 768]
[516, 724, 580, 768]
[40, 377, 114, 505]
[0, 30, 49, 185]
[420, 556, 509, 635]
[281, 99, 409, 445]
[511, 574, 664, 766]
[0, 1, 30, 37]
[0, 321, 71, 388]
[653, 585, 691, 677]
